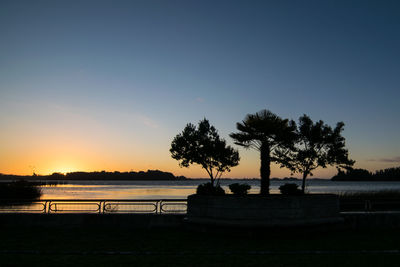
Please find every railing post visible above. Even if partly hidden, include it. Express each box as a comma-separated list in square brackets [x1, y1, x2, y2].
[365, 200, 372, 211]
[46, 200, 51, 214]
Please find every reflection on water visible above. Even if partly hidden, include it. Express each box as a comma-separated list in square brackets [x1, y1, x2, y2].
[38, 180, 400, 200]
[41, 187, 196, 199]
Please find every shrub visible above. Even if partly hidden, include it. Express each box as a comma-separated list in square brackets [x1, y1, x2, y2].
[229, 183, 251, 196]
[0, 180, 42, 202]
[279, 183, 303, 195]
[196, 183, 225, 196]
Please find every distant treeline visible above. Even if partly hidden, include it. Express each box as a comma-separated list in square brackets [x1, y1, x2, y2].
[0, 170, 187, 181]
[332, 166, 400, 181]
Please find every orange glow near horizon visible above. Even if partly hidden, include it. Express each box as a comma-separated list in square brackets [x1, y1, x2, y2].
[1, 93, 389, 180]
[0, 154, 339, 179]
[0, 158, 386, 179]
[0, 124, 383, 179]
[0, 102, 371, 179]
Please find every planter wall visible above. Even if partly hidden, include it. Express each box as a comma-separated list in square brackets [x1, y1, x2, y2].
[187, 194, 343, 227]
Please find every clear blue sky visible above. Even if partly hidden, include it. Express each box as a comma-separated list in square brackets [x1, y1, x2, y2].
[1, 0, 399, 177]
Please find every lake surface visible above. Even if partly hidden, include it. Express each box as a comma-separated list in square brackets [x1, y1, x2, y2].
[39, 179, 400, 199]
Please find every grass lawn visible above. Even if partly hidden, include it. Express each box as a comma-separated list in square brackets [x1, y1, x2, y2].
[0, 226, 400, 267]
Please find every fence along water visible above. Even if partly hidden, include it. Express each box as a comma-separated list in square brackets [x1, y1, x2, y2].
[0, 199, 187, 214]
[1, 198, 400, 214]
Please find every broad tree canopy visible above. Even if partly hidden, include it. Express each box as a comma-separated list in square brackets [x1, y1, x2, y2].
[170, 119, 239, 186]
[278, 114, 355, 193]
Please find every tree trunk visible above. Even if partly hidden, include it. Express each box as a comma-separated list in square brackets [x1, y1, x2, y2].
[260, 142, 271, 195]
[301, 171, 308, 193]
[205, 167, 214, 187]
[210, 176, 214, 187]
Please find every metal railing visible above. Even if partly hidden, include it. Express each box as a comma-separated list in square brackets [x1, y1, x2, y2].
[2, 198, 400, 214]
[0, 199, 187, 214]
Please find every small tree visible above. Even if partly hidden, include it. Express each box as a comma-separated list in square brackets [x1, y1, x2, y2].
[278, 114, 355, 193]
[170, 119, 239, 186]
[230, 110, 297, 195]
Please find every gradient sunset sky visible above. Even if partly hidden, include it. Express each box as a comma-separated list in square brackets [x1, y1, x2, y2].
[1, 0, 399, 178]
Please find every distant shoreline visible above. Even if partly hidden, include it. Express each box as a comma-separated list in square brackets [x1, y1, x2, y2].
[1, 176, 399, 182]
[1, 169, 399, 182]
[0, 170, 186, 181]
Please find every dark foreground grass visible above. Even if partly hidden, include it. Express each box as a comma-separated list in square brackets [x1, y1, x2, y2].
[0, 226, 400, 267]
[2, 254, 400, 267]
[339, 190, 400, 200]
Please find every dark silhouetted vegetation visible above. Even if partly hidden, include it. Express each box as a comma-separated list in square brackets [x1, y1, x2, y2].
[0, 180, 41, 202]
[0, 170, 186, 181]
[338, 190, 400, 211]
[170, 118, 239, 187]
[332, 166, 400, 181]
[277, 114, 354, 193]
[332, 168, 372, 180]
[229, 183, 251, 195]
[375, 166, 400, 179]
[279, 183, 303, 195]
[196, 182, 225, 195]
[338, 190, 400, 200]
[230, 110, 297, 195]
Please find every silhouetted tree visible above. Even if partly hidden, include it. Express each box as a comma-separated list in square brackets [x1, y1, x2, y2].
[230, 110, 297, 195]
[375, 166, 400, 179]
[170, 119, 239, 186]
[332, 168, 372, 181]
[332, 166, 400, 181]
[278, 115, 355, 193]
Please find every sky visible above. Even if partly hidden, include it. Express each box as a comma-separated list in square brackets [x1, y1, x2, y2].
[0, 0, 399, 178]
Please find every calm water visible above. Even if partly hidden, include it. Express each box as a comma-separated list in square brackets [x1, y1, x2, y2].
[39, 179, 400, 199]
